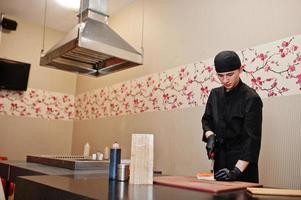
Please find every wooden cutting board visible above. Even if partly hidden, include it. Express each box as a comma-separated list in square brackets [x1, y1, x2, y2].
[153, 176, 262, 193]
[247, 187, 301, 197]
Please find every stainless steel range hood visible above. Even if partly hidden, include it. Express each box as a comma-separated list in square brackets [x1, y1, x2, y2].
[40, 0, 143, 77]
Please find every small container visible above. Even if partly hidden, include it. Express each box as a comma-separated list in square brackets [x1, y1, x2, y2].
[117, 163, 129, 181]
[96, 152, 103, 160]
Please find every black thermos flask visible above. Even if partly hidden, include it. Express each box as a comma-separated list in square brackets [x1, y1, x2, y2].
[109, 147, 121, 180]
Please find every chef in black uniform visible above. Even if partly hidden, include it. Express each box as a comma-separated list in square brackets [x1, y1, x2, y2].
[202, 50, 263, 183]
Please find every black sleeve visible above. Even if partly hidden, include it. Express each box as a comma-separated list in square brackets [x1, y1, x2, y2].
[239, 96, 263, 163]
[201, 91, 214, 143]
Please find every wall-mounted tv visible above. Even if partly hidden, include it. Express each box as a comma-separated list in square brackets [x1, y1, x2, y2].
[0, 58, 31, 91]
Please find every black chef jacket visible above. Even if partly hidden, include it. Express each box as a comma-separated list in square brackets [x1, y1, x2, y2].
[202, 80, 263, 183]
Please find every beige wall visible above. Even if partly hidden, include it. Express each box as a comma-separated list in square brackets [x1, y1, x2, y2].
[73, 0, 301, 189]
[0, 16, 76, 159]
[260, 95, 301, 189]
[72, 107, 206, 175]
[0, 115, 73, 160]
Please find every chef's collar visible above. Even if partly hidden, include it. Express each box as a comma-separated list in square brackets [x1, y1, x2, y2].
[224, 79, 243, 95]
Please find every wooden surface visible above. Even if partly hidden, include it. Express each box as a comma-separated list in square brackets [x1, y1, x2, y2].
[247, 187, 301, 197]
[154, 176, 262, 193]
[129, 134, 154, 184]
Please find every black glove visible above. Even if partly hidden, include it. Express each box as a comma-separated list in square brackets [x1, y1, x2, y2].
[215, 167, 242, 181]
[206, 134, 215, 159]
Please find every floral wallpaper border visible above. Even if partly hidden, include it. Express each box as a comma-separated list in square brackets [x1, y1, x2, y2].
[75, 35, 301, 120]
[0, 89, 74, 120]
[0, 35, 300, 121]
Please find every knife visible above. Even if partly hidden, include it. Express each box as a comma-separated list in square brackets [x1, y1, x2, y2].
[209, 151, 215, 174]
[210, 158, 214, 174]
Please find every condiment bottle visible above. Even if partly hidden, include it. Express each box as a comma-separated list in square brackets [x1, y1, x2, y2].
[109, 142, 121, 180]
[83, 142, 90, 157]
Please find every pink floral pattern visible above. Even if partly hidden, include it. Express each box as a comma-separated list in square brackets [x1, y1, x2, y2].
[0, 89, 74, 120]
[241, 36, 301, 97]
[1, 35, 300, 120]
[76, 35, 301, 120]
[75, 62, 216, 120]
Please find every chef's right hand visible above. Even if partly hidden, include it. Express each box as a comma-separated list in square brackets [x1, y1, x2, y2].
[206, 134, 215, 159]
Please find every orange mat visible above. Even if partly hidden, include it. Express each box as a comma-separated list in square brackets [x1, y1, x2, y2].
[153, 176, 262, 193]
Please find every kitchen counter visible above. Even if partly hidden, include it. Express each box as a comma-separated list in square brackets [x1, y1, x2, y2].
[0, 160, 107, 199]
[14, 175, 301, 200]
[0, 160, 107, 182]
[2, 161, 300, 200]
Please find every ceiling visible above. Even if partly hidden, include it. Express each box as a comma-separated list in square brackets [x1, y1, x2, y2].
[0, 0, 135, 32]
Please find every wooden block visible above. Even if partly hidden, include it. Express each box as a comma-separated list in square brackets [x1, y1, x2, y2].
[247, 187, 301, 197]
[129, 134, 154, 184]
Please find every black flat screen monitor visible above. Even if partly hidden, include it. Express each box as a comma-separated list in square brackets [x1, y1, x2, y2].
[0, 58, 31, 91]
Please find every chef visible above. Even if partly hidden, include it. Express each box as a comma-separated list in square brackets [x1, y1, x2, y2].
[201, 50, 263, 183]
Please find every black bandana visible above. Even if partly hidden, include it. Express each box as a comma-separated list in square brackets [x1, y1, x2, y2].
[214, 51, 241, 73]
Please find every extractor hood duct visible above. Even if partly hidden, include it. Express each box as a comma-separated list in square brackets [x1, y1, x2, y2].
[40, 0, 143, 77]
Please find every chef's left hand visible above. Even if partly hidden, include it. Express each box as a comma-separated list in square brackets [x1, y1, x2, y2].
[214, 167, 242, 181]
